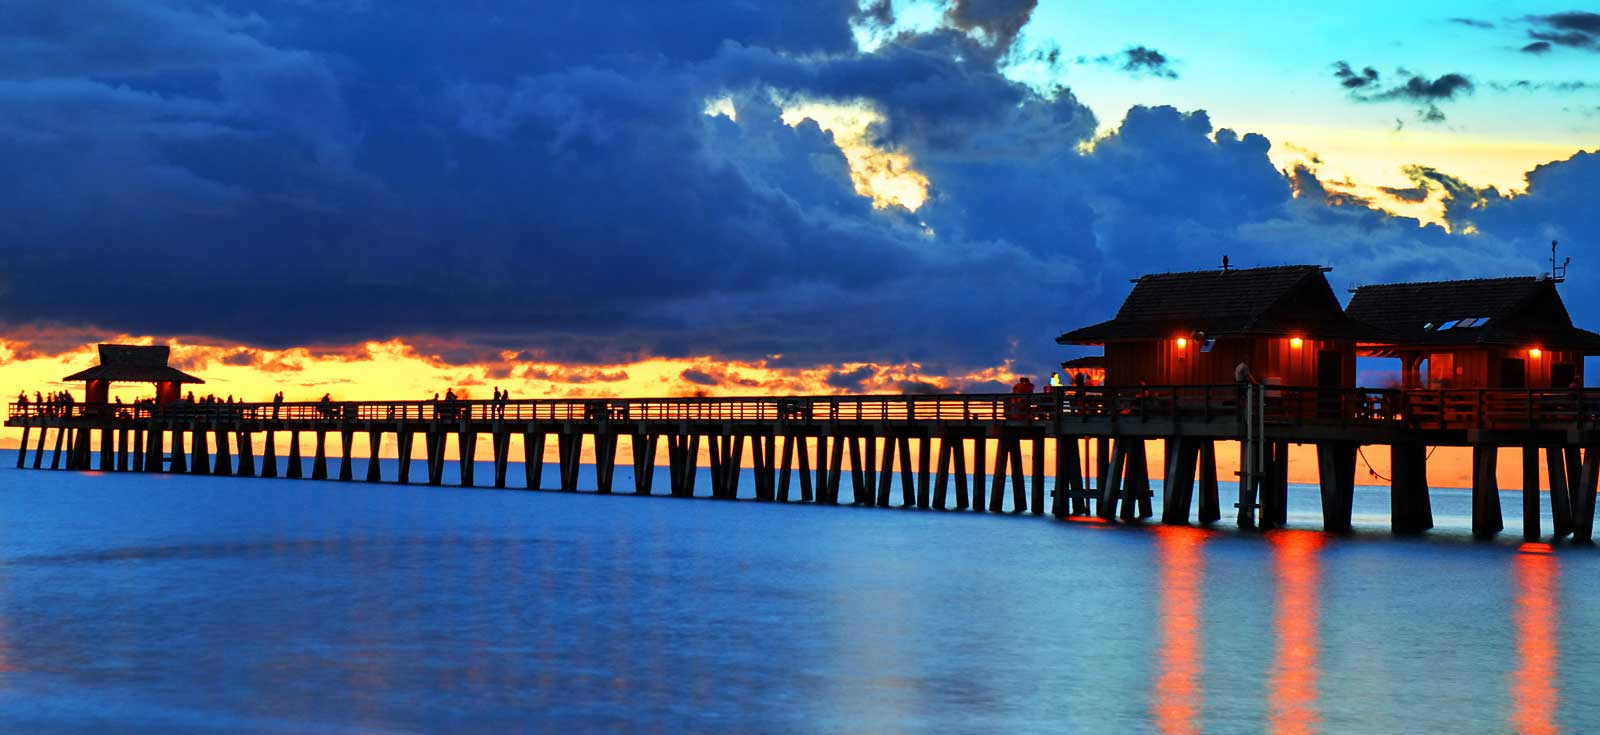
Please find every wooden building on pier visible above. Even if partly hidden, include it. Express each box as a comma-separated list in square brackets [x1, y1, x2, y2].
[63, 344, 203, 405]
[1056, 265, 1369, 388]
[1346, 276, 1600, 389]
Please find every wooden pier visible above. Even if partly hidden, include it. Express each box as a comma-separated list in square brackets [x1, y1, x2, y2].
[8, 385, 1599, 542]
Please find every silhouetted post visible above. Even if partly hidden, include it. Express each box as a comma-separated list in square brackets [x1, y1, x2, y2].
[237, 431, 255, 478]
[262, 430, 278, 478]
[1546, 447, 1574, 537]
[491, 431, 510, 488]
[1053, 435, 1081, 519]
[796, 436, 813, 502]
[1391, 443, 1433, 534]
[1030, 437, 1046, 515]
[931, 437, 949, 509]
[188, 425, 208, 476]
[1468, 445, 1502, 536]
[132, 428, 145, 473]
[458, 430, 477, 487]
[633, 434, 657, 495]
[426, 431, 446, 486]
[338, 429, 354, 482]
[311, 430, 328, 480]
[777, 435, 795, 501]
[1163, 437, 1197, 525]
[32, 425, 47, 469]
[366, 431, 383, 482]
[15, 426, 26, 468]
[1575, 447, 1598, 542]
[826, 434, 845, 504]
[1100, 440, 1127, 521]
[287, 431, 303, 479]
[901, 436, 920, 508]
[119, 428, 131, 471]
[1523, 445, 1541, 541]
[98, 426, 113, 471]
[882, 435, 901, 506]
[169, 427, 185, 473]
[522, 430, 544, 490]
[395, 430, 414, 484]
[949, 437, 967, 510]
[595, 432, 619, 494]
[213, 427, 231, 476]
[558, 431, 581, 491]
[1010, 437, 1027, 513]
[144, 427, 162, 472]
[972, 437, 987, 511]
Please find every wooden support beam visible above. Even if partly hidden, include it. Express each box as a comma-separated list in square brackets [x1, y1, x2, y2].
[1545, 447, 1574, 537]
[523, 431, 545, 490]
[827, 433, 846, 504]
[708, 435, 726, 497]
[188, 425, 209, 476]
[1469, 445, 1502, 537]
[117, 428, 130, 472]
[557, 431, 580, 491]
[1121, 440, 1145, 522]
[633, 434, 657, 495]
[1565, 447, 1582, 514]
[812, 436, 828, 503]
[214, 428, 232, 476]
[99, 426, 114, 471]
[425, 431, 445, 486]
[311, 430, 328, 480]
[15, 425, 26, 469]
[1010, 437, 1027, 514]
[337, 429, 354, 482]
[163, 428, 180, 472]
[1272, 442, 1290, 528]
[1235, 437, 1257, 530]
[365, 431, 382, 483]
[1099, 439, 1128, 521]
[931, 437, 949, 510]
[777, 435, 794, 502]
[991, 437, 1012, 513]
[394, 430, 413, 484]
[237, 431, 255, 478]
[972, 437, 987, 512]
[1053, 436, 1081, 519]
[1523, 445, 1541, 542]
[949, 437, 967, 511]
[760, 435, 776, 501]
[145, 427, 162, 473]
[916, 436, 932, 510]
[1030, 437, 1045, 516]
[457, 431, 477, 487]
[287, 431, 303, 479]
[1574, 447, 1598, 543]
[1391, 443, 1433, 534]
[1133, 440, 1154, 520]
[683, 435, 700, 496]
[1163, 437, 1197, 525]
[847, 436, 866, 505]
[595, 433, 619, 494]
[751, 434, 770, 501]
[34, 425, 49, 469]
[261, 430, 276, 478]
[881, 436, 900, 507]
[491, 432, 510, 488]
[132, 429, 144, 473]
[796, 436, 813, 502]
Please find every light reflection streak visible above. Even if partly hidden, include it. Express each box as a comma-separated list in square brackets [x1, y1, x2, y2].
[1270, 531, 1323, 735]
[1152, 526, 1206, 735]
[1510, 544, 1560, 735]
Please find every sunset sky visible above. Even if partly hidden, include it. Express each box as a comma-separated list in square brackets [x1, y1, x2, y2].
[2, 1, 1598, 472]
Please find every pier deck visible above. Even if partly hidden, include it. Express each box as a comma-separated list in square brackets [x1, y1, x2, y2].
[8, 385, 1599, 542]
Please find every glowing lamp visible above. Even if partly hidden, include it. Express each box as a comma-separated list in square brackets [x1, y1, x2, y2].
[1290, 337, 1304, 349]
[1529, 347, 1542, 359]
[1176, 337, 1187, 349]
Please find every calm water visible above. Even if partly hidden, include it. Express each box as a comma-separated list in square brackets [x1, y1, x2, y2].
[0, 451, 1596, 734]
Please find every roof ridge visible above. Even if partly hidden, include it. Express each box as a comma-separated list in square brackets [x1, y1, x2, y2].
[1136, 264, 1323, 280]
[1351, 275, 1541, 291]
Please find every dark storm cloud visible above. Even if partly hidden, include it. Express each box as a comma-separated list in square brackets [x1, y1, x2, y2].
[1098, 46, 1178, 79]
[1333, 62, 1472, 122]
[824, 365, 876, 390]
[0, 0, 1586, 378]
[1378, 185, 1430, 203]
[1524, 12, 1600, 50]
[1448, 18, 1495, 29]
[1522, 41, 1554, 54]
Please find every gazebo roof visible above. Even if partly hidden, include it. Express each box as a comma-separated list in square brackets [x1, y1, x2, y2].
[62, 345, 205, 384]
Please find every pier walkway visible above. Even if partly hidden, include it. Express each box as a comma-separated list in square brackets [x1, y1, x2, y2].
[8, 385, 1599, 542]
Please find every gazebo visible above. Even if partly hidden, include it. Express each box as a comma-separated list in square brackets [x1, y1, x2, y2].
[63, 345, 204, 405]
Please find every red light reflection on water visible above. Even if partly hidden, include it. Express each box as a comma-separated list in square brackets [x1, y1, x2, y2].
[1151, 526, 1206, 735]
[1269, 531, 1323, 735]
[1510, 546, 1559, 735]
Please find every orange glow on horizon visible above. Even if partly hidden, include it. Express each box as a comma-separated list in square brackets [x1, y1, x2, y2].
[1270, 530, 1323, 735]
[1152, 525, 1206, 735]
[1510, 550, 1559, 735]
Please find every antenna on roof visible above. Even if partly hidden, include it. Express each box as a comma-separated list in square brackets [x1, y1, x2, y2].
[1551, 240, 1570, 283]
[1220, 255, 1231, 273]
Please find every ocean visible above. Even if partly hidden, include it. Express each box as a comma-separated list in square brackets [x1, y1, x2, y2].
[0, 451, 1594, 734]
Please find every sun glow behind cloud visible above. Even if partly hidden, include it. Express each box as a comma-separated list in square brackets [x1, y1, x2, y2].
[754, 97, 932, 212]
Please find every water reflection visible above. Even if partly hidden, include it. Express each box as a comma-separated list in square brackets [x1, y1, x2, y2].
[1269, 531, 1323, 735]
[1151, 526, 1206, 735]
[1511, 543, 1559, 735]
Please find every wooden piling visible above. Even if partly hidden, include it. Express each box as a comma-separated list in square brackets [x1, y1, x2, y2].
[237, 431, 255, 478]
[777, 435, 795, 501]
[214, 428, 232, 476]
[1522, 445, 1540, 541]
[287, 431, 303, 479]
[338, 429, 354, 482]
[366, 431, 382, 483]
[261, 430, 277, 478]
[1574, 447, 1598, 543]
[1317, 442, 1356, 534]
[972, 437, 987, 512]
[311, 430, 328, 480]
[558, 432, 582, 491]
[633, 434, 657, 495]
[491, 431, 510, 488]
[523, 430, 545, 490]
[1390, 443, 1433, 534]
[594, 432, 619, 494]
[949, 437, 967, 510]
[1099, 439, 1128, 521]
[99, 426, 113, 471]
[1545, 447, 1574, 537]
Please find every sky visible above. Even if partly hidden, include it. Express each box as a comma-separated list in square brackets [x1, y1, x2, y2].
[1, 0, 1598, 426]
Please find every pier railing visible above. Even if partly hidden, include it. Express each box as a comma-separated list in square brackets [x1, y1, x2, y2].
[7, 386, 1597, 431]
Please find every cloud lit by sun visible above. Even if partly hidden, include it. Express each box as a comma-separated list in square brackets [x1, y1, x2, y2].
[771, 98, 931, 212]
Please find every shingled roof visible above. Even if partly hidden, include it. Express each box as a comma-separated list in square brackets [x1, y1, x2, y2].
[1346, 276, 1600, 351]
[1058, 265, 1371, 343]
[62, 345, 204, 384]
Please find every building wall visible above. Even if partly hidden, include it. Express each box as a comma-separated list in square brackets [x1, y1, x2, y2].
[1105, 337, 1355, 387]
[1419, 347, 1582, 389]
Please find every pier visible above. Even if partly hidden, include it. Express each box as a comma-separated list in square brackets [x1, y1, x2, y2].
[9, 385, 1599, 542]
